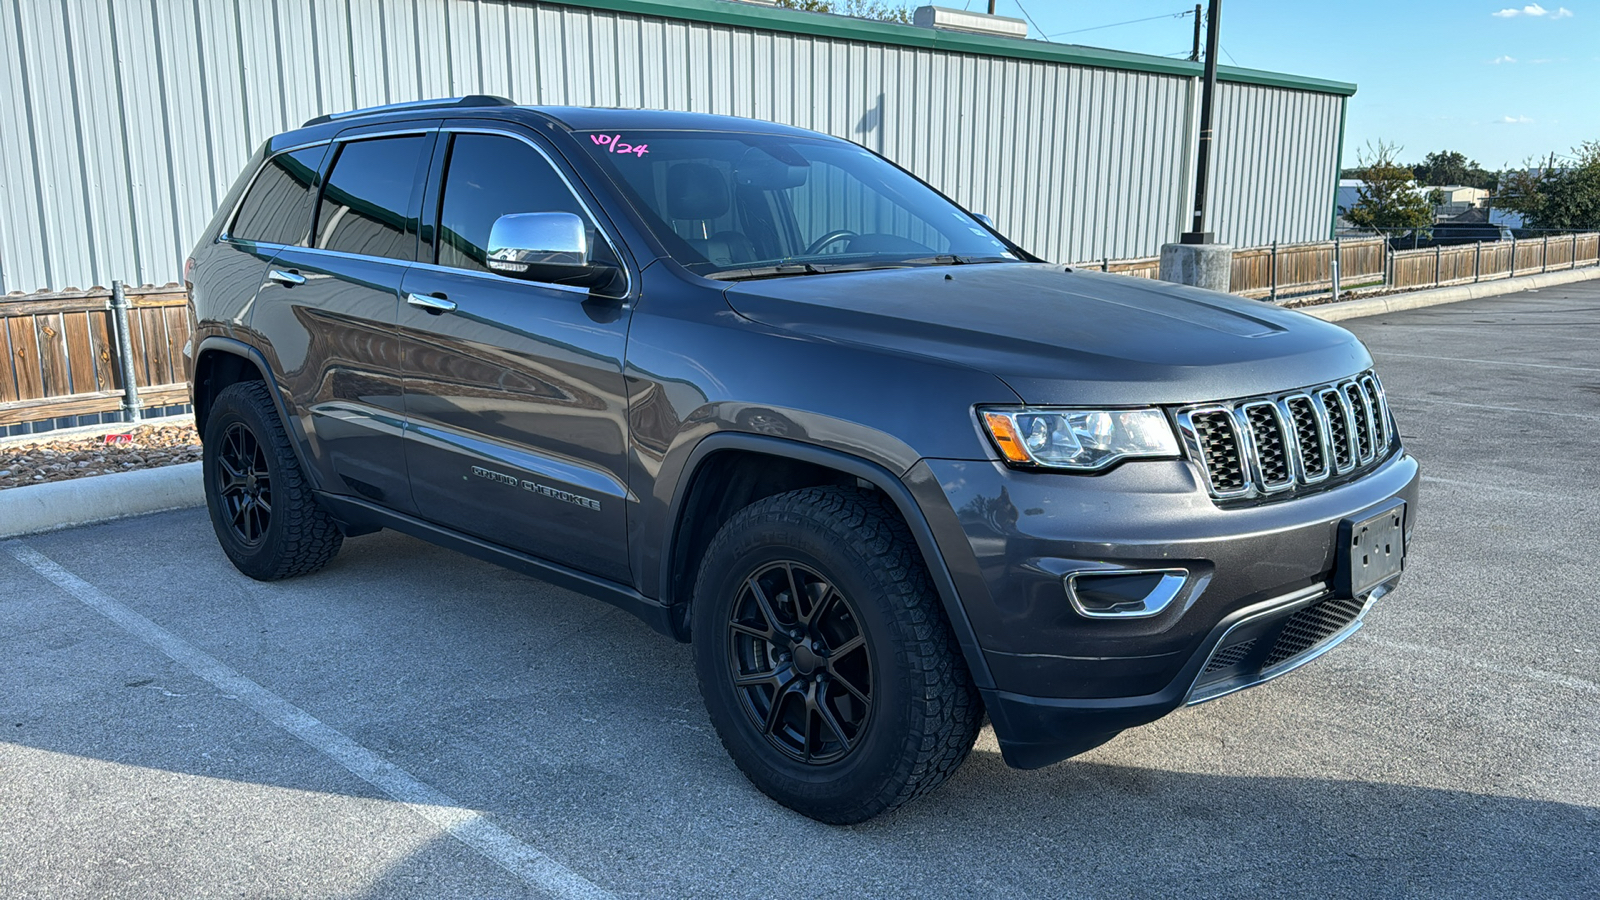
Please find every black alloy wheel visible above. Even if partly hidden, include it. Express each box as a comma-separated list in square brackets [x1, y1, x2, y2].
[693, 486, 982, 824]
[202, 380, 343, 581]
[727, 561, 873, 765]
[215, 422, 272, 546]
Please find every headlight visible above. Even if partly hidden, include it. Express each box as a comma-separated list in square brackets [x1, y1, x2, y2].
[979, 406, 1179, 471]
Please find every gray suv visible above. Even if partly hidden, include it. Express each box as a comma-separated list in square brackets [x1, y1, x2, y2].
[185, 96, 1418, 824]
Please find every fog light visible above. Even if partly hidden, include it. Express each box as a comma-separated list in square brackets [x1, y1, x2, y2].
[1065, 569, 1188, 619]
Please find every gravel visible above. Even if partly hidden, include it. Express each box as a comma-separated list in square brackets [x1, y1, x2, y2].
[0, 422, 202, 491]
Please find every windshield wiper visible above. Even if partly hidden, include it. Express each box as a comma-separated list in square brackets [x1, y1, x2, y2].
[705, 260, 915, 281]
[899, 255, 1015, 266]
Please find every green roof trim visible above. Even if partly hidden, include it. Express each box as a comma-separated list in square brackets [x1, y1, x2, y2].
[541, 0, 1358, 97]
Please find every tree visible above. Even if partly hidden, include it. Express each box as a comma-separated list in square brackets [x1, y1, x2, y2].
[774, 0, 913, 23]
[1497, 142, 1600, 231]
[1411, 150, 1496, 190]
[1342, 141, 1435, 231]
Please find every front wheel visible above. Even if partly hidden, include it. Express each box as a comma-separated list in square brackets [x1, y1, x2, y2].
[693, 486, 981, 823]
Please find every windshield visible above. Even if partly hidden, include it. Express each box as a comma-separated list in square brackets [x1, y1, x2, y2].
[575, 130, 1020, 278]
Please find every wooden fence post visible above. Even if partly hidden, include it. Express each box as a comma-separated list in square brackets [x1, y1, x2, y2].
[1510, 236, 1516, 278]
[1542, 234, 1549, 272]
[1435, 245, 1442, 287]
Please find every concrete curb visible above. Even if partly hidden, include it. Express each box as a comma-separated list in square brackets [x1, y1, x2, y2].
[1298, 265, 1600, 322]
[0, 462, 203, 539]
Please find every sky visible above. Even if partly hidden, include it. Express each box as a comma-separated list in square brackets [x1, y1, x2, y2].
[980, 0, 1598, 170]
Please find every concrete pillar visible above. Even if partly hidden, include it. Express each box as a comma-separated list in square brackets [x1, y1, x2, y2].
[1159, 242, 1234, 293]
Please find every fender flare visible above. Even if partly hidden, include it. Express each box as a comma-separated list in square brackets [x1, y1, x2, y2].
[662, 432, 994, 690]
[191, 336, 323, 491]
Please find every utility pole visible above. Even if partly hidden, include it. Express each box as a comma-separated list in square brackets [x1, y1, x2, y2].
[1185, 0, 1222, 244]
[1159, 0, 1233, 292]
[1190, 4, 1202, 62]
[987, 0, 996, 14]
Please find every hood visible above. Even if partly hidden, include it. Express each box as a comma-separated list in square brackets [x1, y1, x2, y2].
[723, 263, 1373, 406]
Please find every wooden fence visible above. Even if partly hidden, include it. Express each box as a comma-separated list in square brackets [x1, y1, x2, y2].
[1077, 231, 1600, 301]
[1, 284, 191, 430]
[1390, 233, 1600, 291]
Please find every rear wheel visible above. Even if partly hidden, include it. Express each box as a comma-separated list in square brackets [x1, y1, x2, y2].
[693, 486, 981, 824]
[202, 381, 342, 580]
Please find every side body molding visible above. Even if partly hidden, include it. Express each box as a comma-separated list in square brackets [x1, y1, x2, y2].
[661, 433, 995, 691]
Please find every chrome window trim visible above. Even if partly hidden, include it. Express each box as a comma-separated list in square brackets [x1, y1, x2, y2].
[432, 126, 633, 299]
[219, 139, 332, 245]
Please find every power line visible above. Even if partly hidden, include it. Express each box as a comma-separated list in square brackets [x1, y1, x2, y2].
[1047, 9, 1194, 39]
[1011, 0, 1050, 42]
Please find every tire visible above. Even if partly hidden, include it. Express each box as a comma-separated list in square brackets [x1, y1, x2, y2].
[692, 486, 981, 824]
[202, 381, 343, 580]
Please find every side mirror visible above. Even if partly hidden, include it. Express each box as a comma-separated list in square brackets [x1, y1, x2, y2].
[972, 213, 996, 229]
[486, 212, 615, 289]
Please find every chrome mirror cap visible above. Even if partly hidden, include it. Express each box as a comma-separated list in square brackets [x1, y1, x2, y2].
[486, 212, 590, 276]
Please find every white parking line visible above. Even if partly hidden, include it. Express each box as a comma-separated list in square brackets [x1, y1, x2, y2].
[2, 539, 615, 900]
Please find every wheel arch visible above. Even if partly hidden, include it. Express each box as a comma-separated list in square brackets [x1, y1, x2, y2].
[661, 433, 994, 691]
[190, 337, 322, 492]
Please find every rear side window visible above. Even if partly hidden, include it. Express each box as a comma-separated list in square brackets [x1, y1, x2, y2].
[435, 133, 617, 273]
[230, 146, 325, 245]
[316, 135, 430, 260]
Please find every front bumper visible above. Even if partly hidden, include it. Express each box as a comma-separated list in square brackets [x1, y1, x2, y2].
[904, 449, 1420, 768]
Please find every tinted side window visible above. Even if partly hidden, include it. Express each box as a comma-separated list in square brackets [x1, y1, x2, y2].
[316, 135, 429, 260]
[436, 133, 616, 273]
[231, 146, 325, 245]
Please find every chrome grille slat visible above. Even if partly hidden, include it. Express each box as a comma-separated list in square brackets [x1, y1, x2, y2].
[1240, 402, 1293, 490]
[1180, 370, 1394, 503]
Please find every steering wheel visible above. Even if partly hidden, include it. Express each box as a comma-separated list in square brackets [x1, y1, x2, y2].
[804, 230, 858, 255]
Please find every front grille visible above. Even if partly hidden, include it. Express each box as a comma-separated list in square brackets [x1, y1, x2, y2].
[1263, 596, 1366, 667]
[1179, 371, 1393, 502]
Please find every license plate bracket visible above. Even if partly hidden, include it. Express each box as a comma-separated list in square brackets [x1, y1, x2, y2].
[1336, 500, 1406, 599]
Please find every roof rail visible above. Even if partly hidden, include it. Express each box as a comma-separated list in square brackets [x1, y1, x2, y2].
[301, 95, 516, 128]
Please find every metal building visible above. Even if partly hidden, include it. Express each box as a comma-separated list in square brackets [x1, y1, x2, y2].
[0, 0, 1354, 295]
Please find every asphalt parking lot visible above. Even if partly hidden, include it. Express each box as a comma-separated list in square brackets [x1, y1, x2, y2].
[3, 282, 1598, 899]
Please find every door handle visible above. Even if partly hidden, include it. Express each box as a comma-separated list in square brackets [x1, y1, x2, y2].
[406, 292, 457, 314]
[266, 269, 305, 287]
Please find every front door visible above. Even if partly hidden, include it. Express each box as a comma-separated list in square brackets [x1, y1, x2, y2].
[398, 128, 634, 582]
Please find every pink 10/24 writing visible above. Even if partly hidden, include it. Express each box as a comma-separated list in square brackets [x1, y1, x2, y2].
[591, 133, 648, 157]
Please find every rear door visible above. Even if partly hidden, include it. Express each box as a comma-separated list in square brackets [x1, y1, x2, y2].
[397, 125, 634, 582]
[250, 122, 439, 512]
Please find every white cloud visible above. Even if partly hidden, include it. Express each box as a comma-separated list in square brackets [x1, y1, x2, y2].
[1492, 4, 1574, 16]
[1489, 55, 1517, 63]
[1497, 115, 1535, 124]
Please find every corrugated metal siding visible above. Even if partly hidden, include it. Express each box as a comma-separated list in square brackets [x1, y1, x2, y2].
[1209, 81, 1345, 247]
[0, 0, 1342, 293]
